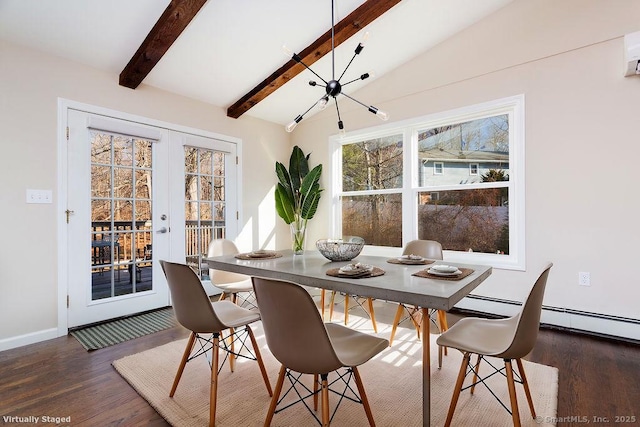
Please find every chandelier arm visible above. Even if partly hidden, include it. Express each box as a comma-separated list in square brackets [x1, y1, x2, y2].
[337, 50, 360, 82]
[292, 54, 329, 85]
[334, 97, 344, 129]
[340, 92, 372, 110]
[341, 76, 366, 87]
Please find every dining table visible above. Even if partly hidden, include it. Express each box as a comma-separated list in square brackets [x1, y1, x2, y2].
[206, 249, 492, 426]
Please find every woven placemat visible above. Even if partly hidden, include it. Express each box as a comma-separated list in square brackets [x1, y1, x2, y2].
[387, 258, 436, 266]
[326, 266, 385, 279]
[235, 251, 283, 260]
[412, 267, 474, 281]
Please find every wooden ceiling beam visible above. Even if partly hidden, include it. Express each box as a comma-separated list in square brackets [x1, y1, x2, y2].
[226, 0, 402, 119]
[119, 0, 207, 89]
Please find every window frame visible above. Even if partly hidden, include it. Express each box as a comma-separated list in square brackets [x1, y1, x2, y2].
[433, 162, 444, 175]
[469, 163, 479, 176]
[329, 94, 525, 270]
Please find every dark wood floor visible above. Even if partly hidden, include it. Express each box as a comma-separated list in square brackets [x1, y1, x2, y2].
[0, 304, 638, 426]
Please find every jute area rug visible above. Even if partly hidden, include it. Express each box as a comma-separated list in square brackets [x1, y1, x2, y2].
[112, 319, 558, 427]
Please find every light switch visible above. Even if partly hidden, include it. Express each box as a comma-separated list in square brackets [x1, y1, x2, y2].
[26, 189, 53, 204]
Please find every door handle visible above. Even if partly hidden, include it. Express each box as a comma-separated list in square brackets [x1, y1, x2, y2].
[156, 227, 168, 234]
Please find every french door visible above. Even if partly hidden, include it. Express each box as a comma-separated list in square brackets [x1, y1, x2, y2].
[65, 108, 240, 328]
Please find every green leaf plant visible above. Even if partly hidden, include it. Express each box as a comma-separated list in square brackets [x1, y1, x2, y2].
[275, 146, 323, 252]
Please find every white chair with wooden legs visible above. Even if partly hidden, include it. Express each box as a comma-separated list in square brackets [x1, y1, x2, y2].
[252, 277, 388, 427]
[207, 239, 255, 308]
[436, 263, 553, 427]
[388, 240, 449, 366]
[160, 260, 273, 427]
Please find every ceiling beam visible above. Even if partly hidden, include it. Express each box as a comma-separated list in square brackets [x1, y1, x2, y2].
[119, 0, 207, 89]
[226, 0, 402, 119]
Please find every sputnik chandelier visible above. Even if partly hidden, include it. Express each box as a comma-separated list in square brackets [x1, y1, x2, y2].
[284, 0, 389, 134]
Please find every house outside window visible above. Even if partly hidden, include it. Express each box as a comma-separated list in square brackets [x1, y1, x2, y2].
[332, 95, 525, 270]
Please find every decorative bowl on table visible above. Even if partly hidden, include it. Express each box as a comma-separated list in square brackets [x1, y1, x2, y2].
[316, 236, 365, 261]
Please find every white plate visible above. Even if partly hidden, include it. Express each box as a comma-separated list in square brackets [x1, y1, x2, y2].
[430, 264, 458, 273]
[428, 268, 462, 276]
[339, 263, 373, 274]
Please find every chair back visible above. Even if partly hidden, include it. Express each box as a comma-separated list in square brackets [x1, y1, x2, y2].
[403, 240, 443, 260]
[500, 263, 553, 358]
[160, 260, 226, 333]
[207, 239, 250, 285]
[252, 277, 343, 375]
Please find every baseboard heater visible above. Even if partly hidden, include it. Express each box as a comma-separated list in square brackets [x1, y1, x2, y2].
[452, 294, 640, 345]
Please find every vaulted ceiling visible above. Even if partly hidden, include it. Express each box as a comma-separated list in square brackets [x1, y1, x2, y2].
[0, 0, 513, 126]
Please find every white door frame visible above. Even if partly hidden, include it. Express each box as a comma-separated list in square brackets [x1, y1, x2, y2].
[56, 99, 243, 336]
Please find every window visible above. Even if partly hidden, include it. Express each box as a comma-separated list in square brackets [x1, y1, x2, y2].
[332, 95, 524, 269]
[434, 162, 444, 175]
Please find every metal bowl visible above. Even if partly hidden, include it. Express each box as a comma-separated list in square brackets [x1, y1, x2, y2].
[316, 236, 365, 261]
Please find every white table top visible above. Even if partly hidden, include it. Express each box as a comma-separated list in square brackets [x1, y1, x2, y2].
[206, 250, 492, 311]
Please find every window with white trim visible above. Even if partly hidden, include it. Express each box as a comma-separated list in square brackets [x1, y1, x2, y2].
[332, 95, 525, 269]
[434, 162, 444, 175]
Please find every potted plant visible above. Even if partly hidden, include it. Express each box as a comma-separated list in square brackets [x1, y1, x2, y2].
[275, 146, 323, 254]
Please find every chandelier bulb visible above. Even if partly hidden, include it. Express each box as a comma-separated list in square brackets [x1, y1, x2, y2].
[318, 96, 329, 110]
[361, 31, 370, 44]
[285, 115, 303, 133]
[282, 44, 293, 58]
[285, 121, 298, 133]
[376, 109, 389, 121]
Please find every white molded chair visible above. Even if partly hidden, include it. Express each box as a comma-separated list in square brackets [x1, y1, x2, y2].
[253, 276, 389, 426]
[207, 239, 254, 307]
[160, 260, 273, 427]
[436, 263, 553, 427]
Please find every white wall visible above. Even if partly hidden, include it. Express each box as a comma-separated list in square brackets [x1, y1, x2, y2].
[0, 40, 291, 347]
[292, 0, 640, 339]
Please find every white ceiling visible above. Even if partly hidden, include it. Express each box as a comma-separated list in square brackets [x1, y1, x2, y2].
[0, 0, 513, 126]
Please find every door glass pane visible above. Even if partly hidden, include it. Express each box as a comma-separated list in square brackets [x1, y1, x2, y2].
[184, 146, 228, 279]
[90, 132, 154, 300]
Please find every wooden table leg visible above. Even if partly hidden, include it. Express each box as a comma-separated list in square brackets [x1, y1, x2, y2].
[421, 307, 430, 426]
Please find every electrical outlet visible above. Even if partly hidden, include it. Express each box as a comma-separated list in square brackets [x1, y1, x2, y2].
[578, 272, 591, 286]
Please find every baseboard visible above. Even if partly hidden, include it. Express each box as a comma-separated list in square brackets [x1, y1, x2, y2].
[0, 328, 59, 352]
[454, 294, 640, 343]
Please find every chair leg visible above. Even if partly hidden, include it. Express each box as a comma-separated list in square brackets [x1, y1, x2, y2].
[437, 310, 449, 356]
[366, 298, 378, 333]
[218, 292, 227, 301]
[320, 289, 326, 320]
[409, 307, 422, 339]
[352, 366, 376, 426]
[246, 325, 273, 396]
[389, 304, 405, 346]
[321, 373, 330, 427]
[170, 331, 196, 397]
[444, 352, 471, 427]
[470, 354, 482, 394]
[229, 327, 236, 372]
[210, 334, 221, 427]
[516, 358, 536, 419]
[313, 373, 319, 411]
[329, 291, 336, 321]
[344, 295, 350, 325]
[264, 365, 286, 427]
[504, 359, 522, 427]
